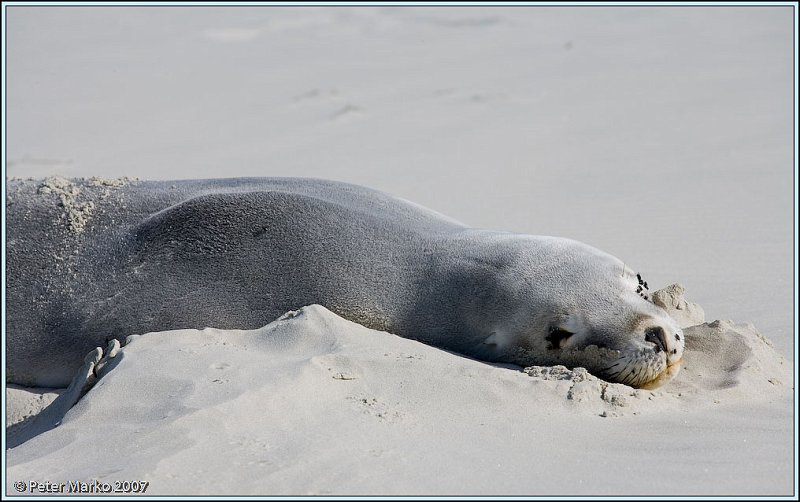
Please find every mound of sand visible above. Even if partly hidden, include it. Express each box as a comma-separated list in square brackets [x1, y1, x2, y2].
[6, 386, 62, 429]
[5, 286, 793, 495]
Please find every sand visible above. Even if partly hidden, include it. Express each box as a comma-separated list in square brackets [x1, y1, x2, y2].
[5, 286, 794, 496]
[3, 4, 795, 498]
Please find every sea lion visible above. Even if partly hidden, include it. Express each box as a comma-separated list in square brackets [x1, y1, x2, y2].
[6, 176, 684, 391]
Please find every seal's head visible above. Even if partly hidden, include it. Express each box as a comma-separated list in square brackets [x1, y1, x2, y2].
[473, 235, 684, 389]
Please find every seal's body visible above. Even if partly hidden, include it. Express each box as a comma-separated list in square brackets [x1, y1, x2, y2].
[7, 177, 684, 389]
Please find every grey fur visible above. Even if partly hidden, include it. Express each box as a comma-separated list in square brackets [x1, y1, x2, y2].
[6, 177, 684, 389]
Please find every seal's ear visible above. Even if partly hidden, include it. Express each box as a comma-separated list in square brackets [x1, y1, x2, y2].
[546, 326, 574, 349]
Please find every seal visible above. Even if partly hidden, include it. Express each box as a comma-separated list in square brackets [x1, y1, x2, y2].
[7, 176, 684, 391]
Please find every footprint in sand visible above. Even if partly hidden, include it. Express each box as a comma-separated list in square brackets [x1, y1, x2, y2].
[292, 88, 340, 102]
[290, 88, 365, 122]
[329, 103, 365, 121]
[409, 15, 510, 29]
[432, 88, 509, 105]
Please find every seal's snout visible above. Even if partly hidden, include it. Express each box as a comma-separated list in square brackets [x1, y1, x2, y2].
[644, 326, 667, 353]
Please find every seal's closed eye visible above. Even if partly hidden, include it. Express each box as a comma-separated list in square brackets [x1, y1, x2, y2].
[546, 326, 574, 350]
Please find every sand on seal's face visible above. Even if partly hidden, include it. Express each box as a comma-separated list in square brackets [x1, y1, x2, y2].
[5, 286, 792, 496]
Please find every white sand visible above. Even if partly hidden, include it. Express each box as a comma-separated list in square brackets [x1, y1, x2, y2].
[5, 288, 793, 496]
[4, 5, 795, 497]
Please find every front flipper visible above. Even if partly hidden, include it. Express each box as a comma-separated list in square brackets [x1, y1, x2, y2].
[93, 339, 121, 381]
[7, 339, 121, 449]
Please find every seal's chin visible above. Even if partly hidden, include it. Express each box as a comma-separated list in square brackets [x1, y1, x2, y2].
[596, 351, 682, 389]
[637, 359, 682, 390]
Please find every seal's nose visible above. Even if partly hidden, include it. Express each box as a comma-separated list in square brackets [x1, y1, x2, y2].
[645, 326, 667, 353]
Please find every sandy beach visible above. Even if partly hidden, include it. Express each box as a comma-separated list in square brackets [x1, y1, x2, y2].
[4, 5, 796, 497]
[5, 290, 794, 495]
